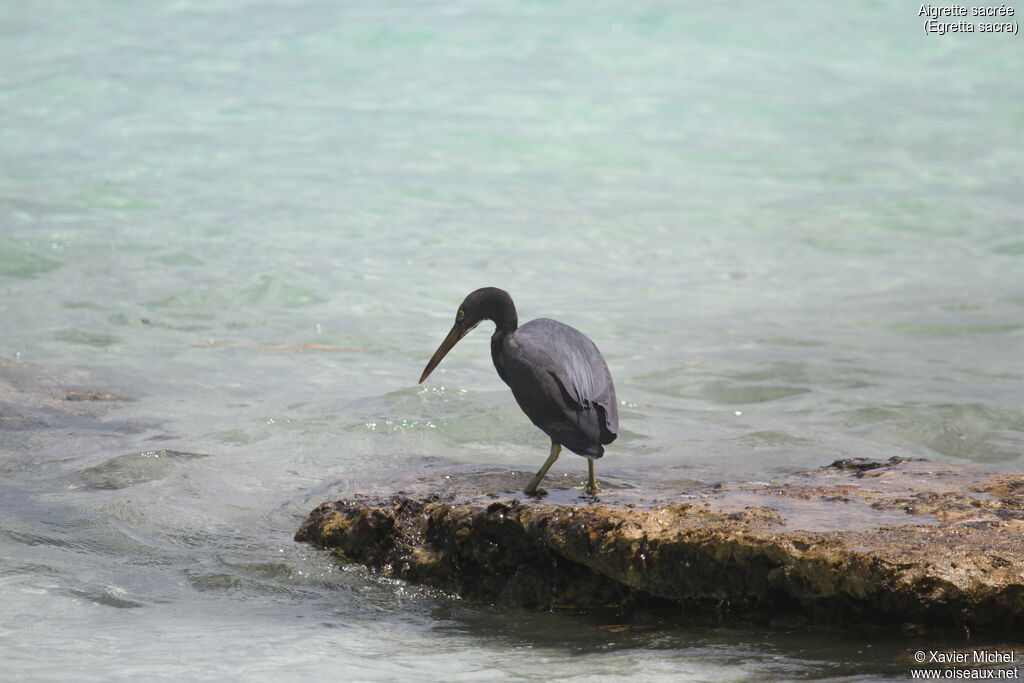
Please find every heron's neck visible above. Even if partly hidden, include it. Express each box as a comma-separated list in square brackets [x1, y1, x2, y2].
[489, 310, 516, 384]
[488, 298, 517, 375]
[492, 308, 517, 334]
[486, 291, 518, 334]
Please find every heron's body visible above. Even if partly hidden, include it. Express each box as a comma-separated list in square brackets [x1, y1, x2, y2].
[492, 318, 617, 459]
[419, 287, 618, 495]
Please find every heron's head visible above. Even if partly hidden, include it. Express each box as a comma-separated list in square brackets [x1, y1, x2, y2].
[418, 287, 517, 384]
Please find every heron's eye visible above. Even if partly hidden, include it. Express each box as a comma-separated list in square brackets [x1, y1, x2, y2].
[458, 309, 465, 320]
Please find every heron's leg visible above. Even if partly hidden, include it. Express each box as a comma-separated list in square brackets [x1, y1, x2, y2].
[586, 458, 598, 495]
[524, 441, 561, 495]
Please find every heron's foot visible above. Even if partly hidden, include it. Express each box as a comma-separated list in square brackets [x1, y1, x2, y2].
[585, 458, 599, 497]
[524, 442, 560, 498]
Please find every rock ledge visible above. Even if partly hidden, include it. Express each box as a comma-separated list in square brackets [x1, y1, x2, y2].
[295, 458, 1024, 631]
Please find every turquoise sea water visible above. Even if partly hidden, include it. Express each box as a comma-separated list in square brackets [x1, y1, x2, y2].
[1, 1, 1022, 680]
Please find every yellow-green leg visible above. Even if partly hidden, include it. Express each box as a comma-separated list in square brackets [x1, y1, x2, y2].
[587, 458, 598, 495]
[524, 441, 560, 495]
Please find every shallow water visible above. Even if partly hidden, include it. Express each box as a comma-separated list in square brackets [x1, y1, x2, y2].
[1, 1, 1022, 680]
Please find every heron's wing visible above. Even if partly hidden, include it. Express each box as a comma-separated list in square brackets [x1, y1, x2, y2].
[502, 319, 618, 453]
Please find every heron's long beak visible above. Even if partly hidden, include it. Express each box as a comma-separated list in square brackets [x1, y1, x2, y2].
[419, 324, 463, 384]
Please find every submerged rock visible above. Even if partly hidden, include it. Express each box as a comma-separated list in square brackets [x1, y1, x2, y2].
[295, 457, 1024, 631]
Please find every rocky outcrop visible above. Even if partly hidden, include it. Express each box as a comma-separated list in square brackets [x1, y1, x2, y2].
[295, 457, 1024, 631]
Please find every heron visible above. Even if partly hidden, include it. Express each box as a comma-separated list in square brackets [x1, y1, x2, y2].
[418, 287, 618, 496]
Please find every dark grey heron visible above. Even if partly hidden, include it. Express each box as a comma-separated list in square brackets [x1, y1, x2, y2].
[418, 287, 618, 495]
